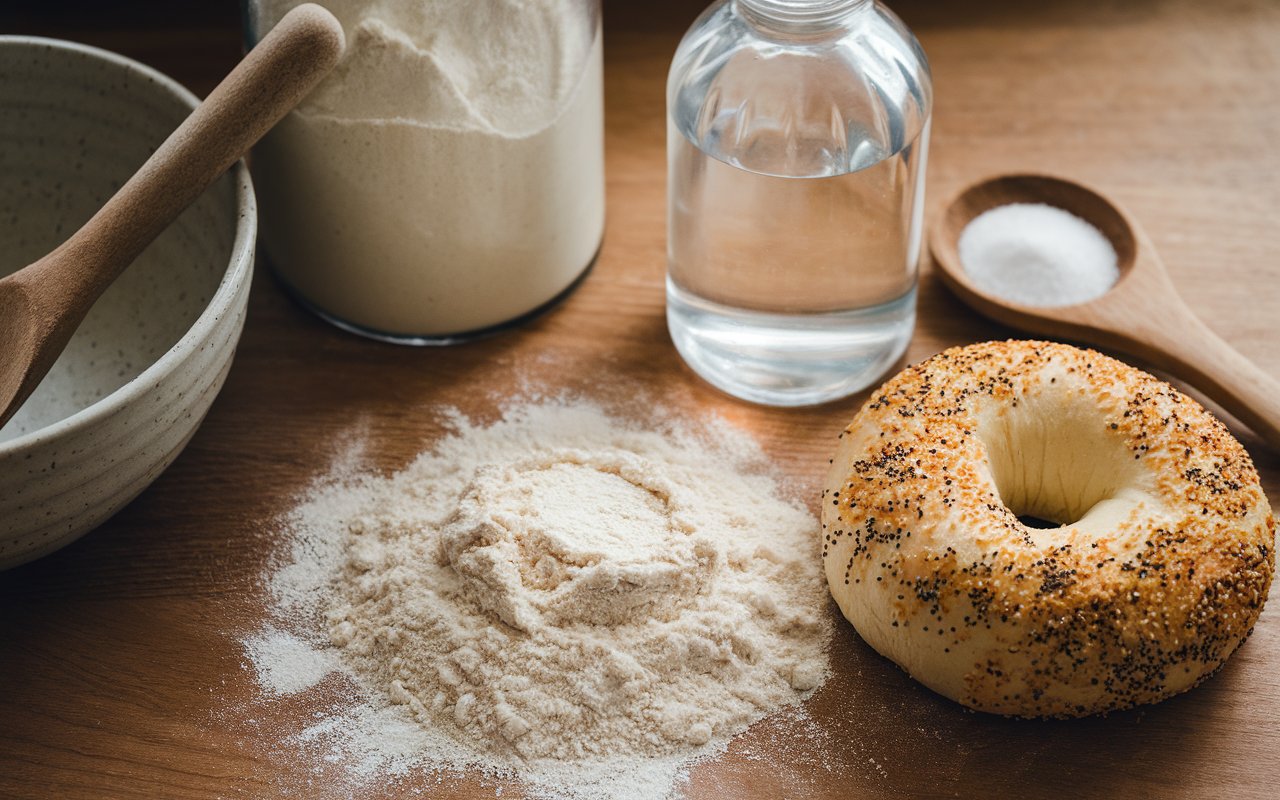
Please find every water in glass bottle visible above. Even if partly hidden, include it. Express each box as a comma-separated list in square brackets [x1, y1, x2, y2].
[667, 0, 932, 406]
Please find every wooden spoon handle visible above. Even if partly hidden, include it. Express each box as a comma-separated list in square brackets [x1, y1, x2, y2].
[29, 4, 344, 314]
[1128, 301, 1280, 450]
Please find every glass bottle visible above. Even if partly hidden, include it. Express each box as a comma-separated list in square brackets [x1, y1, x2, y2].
[667, 0, 932, 405]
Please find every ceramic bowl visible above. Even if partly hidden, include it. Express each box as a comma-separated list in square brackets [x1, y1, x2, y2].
[0, 37, 255, 569]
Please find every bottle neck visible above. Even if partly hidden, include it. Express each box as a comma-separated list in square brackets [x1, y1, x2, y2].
[735, 0, 871, 35]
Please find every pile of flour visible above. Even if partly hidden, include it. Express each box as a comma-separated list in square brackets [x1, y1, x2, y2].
[248, 399, 830, 799]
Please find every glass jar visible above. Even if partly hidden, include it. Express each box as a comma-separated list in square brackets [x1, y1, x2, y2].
[243, 0, 605, 344]
[667, 0, 931, 406]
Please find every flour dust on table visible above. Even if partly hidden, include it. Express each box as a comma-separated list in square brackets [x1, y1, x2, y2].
[244, 398, 831, 800]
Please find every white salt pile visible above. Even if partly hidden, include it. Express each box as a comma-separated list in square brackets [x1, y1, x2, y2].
[958, 202, 1119, 307]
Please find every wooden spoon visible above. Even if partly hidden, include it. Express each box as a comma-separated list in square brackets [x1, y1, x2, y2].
[930, 173, 1280, 450]
[0, 4, 344, 429]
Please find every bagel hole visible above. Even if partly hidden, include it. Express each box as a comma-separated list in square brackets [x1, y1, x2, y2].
[977, 389, 1141, 532]
[1017, 514, 1061, 529]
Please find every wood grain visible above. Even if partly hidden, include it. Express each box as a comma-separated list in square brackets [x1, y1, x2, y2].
[2, 1, 1278, 798]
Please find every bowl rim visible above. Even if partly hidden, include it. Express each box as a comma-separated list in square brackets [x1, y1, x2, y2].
[0, 35, 257, 456]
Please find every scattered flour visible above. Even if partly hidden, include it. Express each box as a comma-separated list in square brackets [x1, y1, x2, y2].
[243, 628, 342, 696]
[246, 399, 831, 799]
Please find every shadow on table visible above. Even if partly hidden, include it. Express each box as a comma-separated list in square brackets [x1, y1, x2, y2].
[691, 603, 1257, 799]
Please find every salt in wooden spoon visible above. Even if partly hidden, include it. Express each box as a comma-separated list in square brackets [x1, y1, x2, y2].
[929, 173, 1280, 450]
[0, 4, 345, 429]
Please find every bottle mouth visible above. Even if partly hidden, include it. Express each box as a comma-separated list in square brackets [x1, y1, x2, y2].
[736, 0, 871, 30]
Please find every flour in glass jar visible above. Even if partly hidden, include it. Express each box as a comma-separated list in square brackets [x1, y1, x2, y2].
[244, 399, 831, 800]
[246, 0, 606, 336]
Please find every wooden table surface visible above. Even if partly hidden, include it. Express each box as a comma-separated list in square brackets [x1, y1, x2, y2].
[2, 1, 1278, 798]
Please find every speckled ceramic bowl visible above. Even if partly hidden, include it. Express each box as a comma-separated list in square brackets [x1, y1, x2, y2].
[0, 37, 255, 568]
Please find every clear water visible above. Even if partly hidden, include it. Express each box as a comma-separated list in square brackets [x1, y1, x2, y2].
[666, 117, 929, 406]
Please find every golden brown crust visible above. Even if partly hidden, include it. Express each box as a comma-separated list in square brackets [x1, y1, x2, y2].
[822, 340, 1275, 717]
